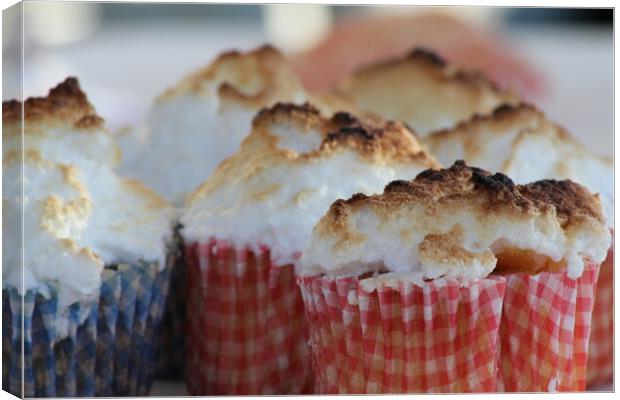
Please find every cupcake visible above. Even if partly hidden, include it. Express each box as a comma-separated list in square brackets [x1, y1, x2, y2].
[2, 78, 175, 396]
[335, 48, 518, 137]
[180, 103, 438, 394]
[116, 45, 357, 378]
[426, 103, 614, 386]
[298, 161, 610, 393]
[119, 44, 356, 205]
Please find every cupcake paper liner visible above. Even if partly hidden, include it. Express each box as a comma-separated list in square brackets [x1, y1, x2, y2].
[298, 259, 601, 394]
[154, 225, 187, 379]
[586, 245, 613, 387]
[297, 275, 506, 393]
[2, 261, 171, 397]
[496, 262, 600, 392]
[186, 240, 313, 395]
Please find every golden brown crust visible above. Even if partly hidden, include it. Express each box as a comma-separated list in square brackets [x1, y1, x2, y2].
[3, 150, 86, 200]
[3, 77, 104, 135]
[5, 149, 89, 197]
[158, 45, 304, 109]
[311, 160, 607, 276]
[2, 78, 124, 167]
[336, 47, 519, 136]
[188, 103, 439, 203]
[418, 225, 496, 270]
[521, 179, 605, 228]
[252, 102, 440, 166]
[428, 102, 543, 140]
[426, 102, 612, 171]
[74, 114, 105, 129]
[398, 47, 508, 96]
[323, 160, 604, 232]
[58, 238, 103, 263]
[3, 149, 47, 168]
[41, 194, 92, 235]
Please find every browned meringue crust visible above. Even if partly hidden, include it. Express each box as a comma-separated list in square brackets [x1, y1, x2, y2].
[428, 103, 545, 146]
[356, 48, 506, 92]
[251, 102, 437, 165]
[336, 48, 519, 135]
[188, 103, 439, 202]
[426, 102, 612, 175]
[158, 45, 304, 108]
[428, 102, 568, 152]
[418, 224, 497, 273]
[3, 77, 105, 136]
[431, 102, 544, 134]
[320, 160, 605, 275]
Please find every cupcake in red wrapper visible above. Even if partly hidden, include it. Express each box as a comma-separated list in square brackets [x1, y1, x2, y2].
[587, 244, 613, 386]
[185, 240, 310, 394]
[180, 103, 439, 394]
[496, 262, 600, 391]
[116, 45, 359, 379]
[426, 103, 614, 386]
[297, 161, 610, 393]
[298, 275, 506, 393]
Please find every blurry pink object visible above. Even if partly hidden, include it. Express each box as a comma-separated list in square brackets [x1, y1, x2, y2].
[292, 13, 544, 100]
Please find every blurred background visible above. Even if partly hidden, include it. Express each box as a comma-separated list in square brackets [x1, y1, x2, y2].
[2, 4, 613, 158]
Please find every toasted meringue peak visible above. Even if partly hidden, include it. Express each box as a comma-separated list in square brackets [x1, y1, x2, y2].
[3, 77, 104, 135]
[120, 45, 361, 205]
[159, 45, 304, 107]
[3, 77, 121, 167]
[426, 102, 613, 227]
[181, 103, 438, 264]
[3, 151, 174, 308]
[300, 161, 610, 282]
[3, 153, 104, 310]
[2, 80, 175, 312]
[336, 47, 518, 137]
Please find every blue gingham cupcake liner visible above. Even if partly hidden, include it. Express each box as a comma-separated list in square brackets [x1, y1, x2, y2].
[154, 226, 186, 380]
[2, 260, 171, 397]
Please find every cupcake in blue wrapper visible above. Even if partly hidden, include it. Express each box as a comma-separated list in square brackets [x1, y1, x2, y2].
[2, 78, 176, 397]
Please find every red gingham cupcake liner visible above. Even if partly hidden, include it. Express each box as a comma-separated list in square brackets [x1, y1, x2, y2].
[185, 239, 313, 395]
[587, 244, 613, 387]
[496, 262, 600, 392]
[297, 275, 506, 393]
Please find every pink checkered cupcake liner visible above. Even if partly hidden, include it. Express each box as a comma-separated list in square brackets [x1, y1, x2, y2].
[185, 239, 313, 395]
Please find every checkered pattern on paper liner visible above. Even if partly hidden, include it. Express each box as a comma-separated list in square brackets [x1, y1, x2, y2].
[2, 261, 171, 397]
[586, 248, 613, 387]
[497, 262, 600, 392]
[2, 292, 16, 395]
[297, 275, 506, 393]
[186, 240, 313, 395]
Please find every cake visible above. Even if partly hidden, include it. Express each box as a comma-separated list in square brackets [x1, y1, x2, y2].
[2, 78, 175, 396]
[180, 102, 438, 394]
[119, 45, 357, 205]
[425, 103, 614, 386]
[298, 160, 610, 393]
